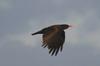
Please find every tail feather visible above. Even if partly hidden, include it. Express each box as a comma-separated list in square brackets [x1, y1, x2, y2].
[31, 31, 43, 35]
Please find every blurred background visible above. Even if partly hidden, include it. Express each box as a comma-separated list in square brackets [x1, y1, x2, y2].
[0, 0, 100, 66]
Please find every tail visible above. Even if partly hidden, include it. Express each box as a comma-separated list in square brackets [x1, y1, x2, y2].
[31, 31, 43, 35]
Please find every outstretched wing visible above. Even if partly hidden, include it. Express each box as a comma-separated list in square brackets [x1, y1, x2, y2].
[42, 30, 65, 56]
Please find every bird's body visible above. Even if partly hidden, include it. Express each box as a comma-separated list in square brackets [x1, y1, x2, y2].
[31, 24, 72, 56]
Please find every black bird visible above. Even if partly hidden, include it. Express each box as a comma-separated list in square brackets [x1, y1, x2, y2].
[31, 24, 73, 56]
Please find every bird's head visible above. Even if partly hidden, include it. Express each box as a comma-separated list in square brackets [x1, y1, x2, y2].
[60, 24, 73, 30]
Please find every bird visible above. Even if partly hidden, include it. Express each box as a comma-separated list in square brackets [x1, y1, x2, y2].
[31, 24, 73, 56]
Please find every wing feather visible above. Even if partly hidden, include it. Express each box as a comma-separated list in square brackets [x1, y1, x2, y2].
[42, 30, 65, 56]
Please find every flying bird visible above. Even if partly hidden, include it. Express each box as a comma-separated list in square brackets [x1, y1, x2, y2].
[31, 24, 73, 56]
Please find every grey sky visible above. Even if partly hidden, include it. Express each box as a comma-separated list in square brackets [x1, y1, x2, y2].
[0, 0, 100, 66]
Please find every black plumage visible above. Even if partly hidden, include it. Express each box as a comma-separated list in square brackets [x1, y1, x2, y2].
[31, 24, 72, 56]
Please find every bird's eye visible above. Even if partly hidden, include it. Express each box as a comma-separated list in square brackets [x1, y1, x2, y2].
[64, 25, 68, 28]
